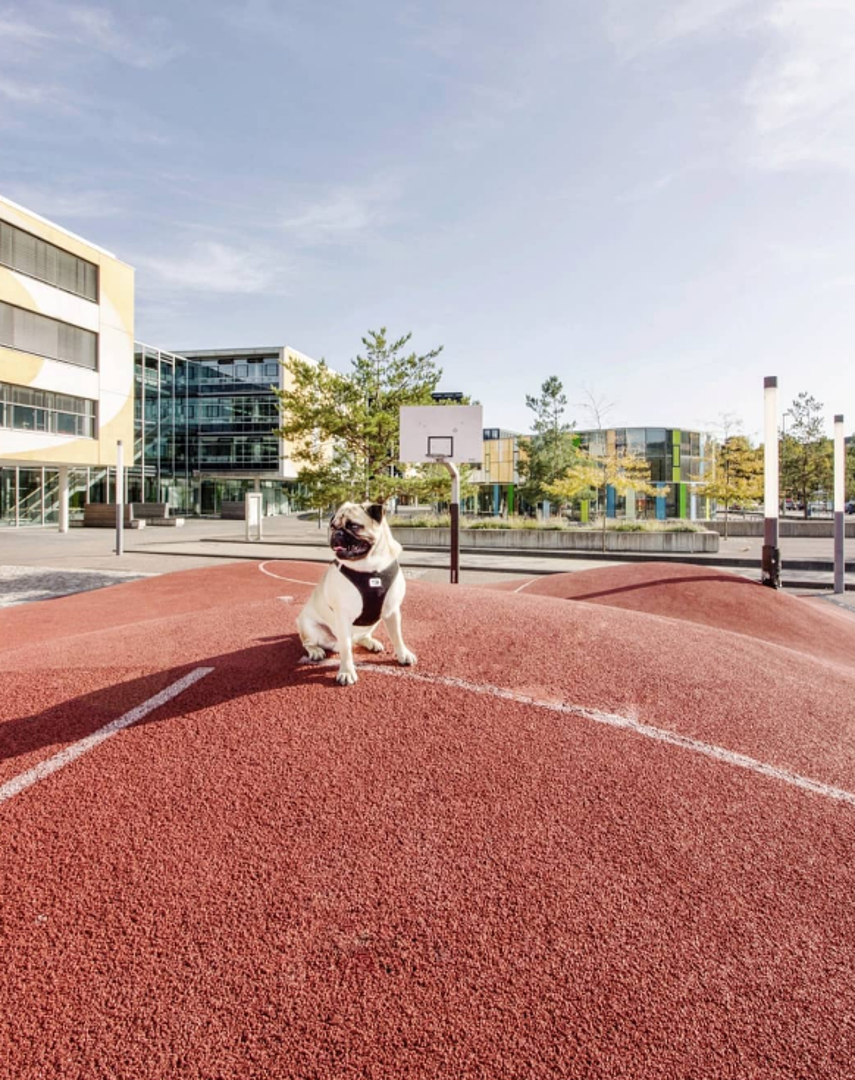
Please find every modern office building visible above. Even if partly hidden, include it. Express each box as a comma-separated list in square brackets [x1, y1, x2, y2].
[471, 426, 713, 520]
[468, 428, 521, 515]
[131, 344, 317, 517]
[0, 194, 135, 526]
[575, 427, 713, 520]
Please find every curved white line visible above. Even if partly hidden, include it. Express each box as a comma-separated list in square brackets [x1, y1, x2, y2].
[357, 664, 855, 810]
[258, 561, 321, 586]
[513, 578, 538, 594]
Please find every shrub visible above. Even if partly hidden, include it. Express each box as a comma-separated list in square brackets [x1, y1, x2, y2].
[389, 514, 450, 528]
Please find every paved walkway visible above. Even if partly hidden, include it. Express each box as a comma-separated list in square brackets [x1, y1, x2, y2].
[1, 516, 853, 608]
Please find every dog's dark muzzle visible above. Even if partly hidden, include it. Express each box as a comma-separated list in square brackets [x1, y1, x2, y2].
[330, 526, 372, 561]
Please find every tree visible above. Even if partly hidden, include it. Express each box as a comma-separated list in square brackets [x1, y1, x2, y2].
[573, 384, 616, 430]
[274, 328, 463, 508]
[694, 435, 763, 539]
[516, 376, 579, 513]
[780, 393, 833, 518]
[544, 446, 667, 551]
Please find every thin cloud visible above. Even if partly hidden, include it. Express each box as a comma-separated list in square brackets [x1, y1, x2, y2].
[0, 184, 123, 219]
[603, 0, 855, 172]
[280, 182, 402, 247]
[0, 78, 51, 104]
[743, 1, 855, 171]
[66, 6, 185, 69]
[0, 3, 184, 70]
[602, 0, 759, 59]
[135, 240, 292, 296]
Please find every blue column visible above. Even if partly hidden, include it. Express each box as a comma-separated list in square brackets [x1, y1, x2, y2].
[493, 483, 500, 515]
[606, 485, 615, 518]
[656, 483, 666, 520]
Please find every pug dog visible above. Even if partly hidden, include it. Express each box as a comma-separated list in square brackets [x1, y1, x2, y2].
[297, 501, 417, 685]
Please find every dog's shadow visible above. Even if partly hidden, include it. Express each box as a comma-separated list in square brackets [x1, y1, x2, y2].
[0, 632, 379, 768]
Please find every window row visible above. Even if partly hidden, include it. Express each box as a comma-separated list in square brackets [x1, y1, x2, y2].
[0, 300, 98, 370]
[0, 219, 98, 301]
[0, 382, 97, 438]
[136, 401, 279, 422]
[197, 436, 279, 466]
[185, 361, 280, 381]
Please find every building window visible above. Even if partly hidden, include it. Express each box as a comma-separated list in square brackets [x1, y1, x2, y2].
[0, 300, 98, 370]
[0, 382, 96, 437]
[0, 218, 98, 301]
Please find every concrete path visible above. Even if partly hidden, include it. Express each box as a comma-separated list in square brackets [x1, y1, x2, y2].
[1, 516, 853, 607]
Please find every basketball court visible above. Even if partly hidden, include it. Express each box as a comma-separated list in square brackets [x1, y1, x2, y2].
[1, 556, 854, 1079]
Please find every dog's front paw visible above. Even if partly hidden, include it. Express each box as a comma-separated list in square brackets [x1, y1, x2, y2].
[335, 667, 358, 686]
[359, 636, 384, 653]
[304, 645, 327, 662]
[396, 648, 417, 667]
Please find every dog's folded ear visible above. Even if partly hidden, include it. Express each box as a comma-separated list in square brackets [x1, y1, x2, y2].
[365, 503, 385, 523]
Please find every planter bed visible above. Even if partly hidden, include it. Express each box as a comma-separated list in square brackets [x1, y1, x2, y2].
[391, 527, 719, 554]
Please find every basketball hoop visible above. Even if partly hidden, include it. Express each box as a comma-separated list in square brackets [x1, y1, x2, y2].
[398, 404, 484, 586]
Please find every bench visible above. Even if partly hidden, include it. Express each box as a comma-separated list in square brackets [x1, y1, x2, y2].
[221, 500, 247, 520]
[82, 503, 185, 528]
[82, 504, 144, 529]
[130, 503, 185, 527]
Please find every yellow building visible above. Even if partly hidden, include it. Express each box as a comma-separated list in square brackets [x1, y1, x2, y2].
[0, 194, 135, 527]
[468, 427, 521, 514]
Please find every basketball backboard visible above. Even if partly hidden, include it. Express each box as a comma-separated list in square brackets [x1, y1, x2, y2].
[399, 405, 483, 464]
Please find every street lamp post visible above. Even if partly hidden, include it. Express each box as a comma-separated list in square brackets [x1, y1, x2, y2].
[762, 377, 781, 588]
[834, 415, 845, 595]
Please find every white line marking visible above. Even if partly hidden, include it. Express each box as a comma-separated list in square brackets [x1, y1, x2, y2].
[0, 667, 214, 806]
[512, 578, 538, 594]
[258, 562, 321, 586]
[349, 663, 855, 809]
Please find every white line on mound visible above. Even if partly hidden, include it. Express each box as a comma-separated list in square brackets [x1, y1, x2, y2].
[258, 562, 321, 586]
[0, 667, 214, 806]
[308, 660, 855, 809]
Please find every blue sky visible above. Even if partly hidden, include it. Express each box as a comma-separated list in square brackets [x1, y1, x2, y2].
[2, 0, 854, 440]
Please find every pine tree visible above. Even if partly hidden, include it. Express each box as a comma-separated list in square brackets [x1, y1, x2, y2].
[516, 376, 579, 513]
[274, 328, 465, 508]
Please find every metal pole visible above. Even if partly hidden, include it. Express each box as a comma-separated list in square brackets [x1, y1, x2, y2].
[762, 376, 781, 588]
[834, 414, 845, 594]
[442, 461, 461, 584]
[58, 466, 69, 533]
[116, 440, 124, 557]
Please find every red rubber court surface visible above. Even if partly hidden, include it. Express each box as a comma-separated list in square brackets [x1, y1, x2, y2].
[1, 559, 855, 1079]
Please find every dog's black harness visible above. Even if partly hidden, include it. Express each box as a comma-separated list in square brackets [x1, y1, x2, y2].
[335, 560, 400, 626]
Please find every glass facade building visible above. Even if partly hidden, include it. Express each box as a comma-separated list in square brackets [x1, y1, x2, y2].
[470, 426, 713, 520]
[575, 427, 713, 520]
[130, 344, 310, 516]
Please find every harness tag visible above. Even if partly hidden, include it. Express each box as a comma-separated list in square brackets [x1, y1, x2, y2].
[369, 577, 382, 587]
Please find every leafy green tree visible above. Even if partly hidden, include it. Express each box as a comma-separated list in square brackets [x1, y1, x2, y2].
[780, 393, 833, 518]
[847, 437, 855, 502]
[694, 435, 763, 539]
[545, 447, 667, 551]
[274, 328, 466, 508]
[516, 376, 579, 513]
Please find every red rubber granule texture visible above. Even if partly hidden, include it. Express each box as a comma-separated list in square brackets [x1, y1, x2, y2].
[1, 561, 854, 1080]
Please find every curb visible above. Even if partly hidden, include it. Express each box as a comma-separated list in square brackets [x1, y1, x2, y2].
[197, 536, 853, 574]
